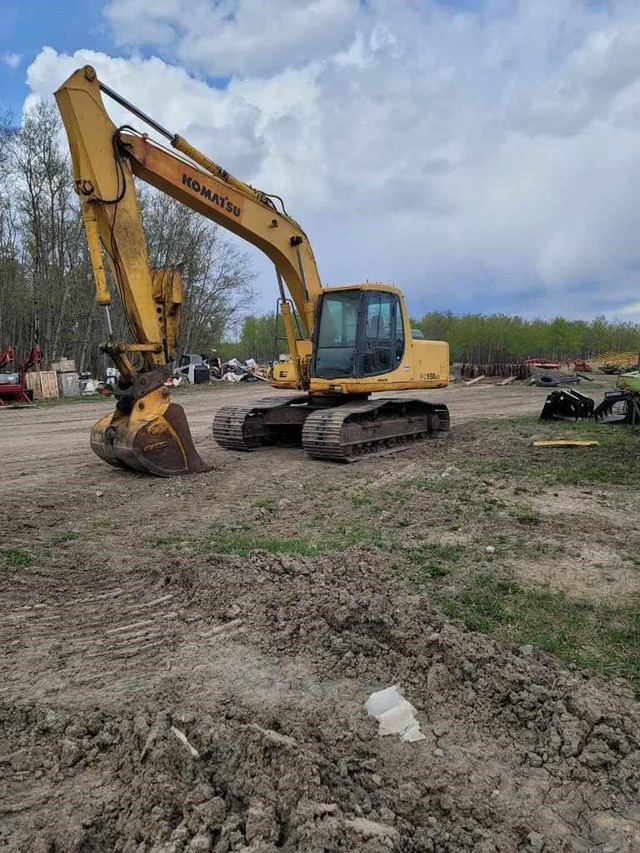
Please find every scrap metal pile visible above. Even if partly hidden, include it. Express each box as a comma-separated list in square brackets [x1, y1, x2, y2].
[217, 358, 269, 383]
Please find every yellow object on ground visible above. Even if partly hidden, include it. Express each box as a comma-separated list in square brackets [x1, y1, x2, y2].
[532, 440, 600, 447]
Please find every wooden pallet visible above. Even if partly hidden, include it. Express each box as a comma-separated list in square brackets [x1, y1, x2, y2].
[25, 371, 59, 399]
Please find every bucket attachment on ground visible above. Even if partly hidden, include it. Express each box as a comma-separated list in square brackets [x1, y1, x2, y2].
[91, 370, 210, 476]
[593, 390, 640, 426]
[539, 389, 594, 421]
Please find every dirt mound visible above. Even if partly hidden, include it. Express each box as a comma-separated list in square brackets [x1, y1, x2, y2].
[3, 546, 639, 852]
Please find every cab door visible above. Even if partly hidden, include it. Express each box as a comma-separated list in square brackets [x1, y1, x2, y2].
[358, 291, 405, 376]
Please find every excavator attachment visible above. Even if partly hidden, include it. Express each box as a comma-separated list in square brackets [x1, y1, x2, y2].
[91, 383, 210, 477]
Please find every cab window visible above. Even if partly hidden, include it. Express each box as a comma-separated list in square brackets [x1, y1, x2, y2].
[362, 292, 404, 376]
[314, 290, 361, 378]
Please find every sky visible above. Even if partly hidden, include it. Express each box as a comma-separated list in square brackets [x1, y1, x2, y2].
[3, 0, 640, 322]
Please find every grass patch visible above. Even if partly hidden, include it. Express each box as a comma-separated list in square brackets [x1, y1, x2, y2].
[619, 546, 640, 569]
[403, 542, 467, 581]
[208, 533, 325, 557]
[471, 416, 640, 487]
[49, 531, 81, 545]
[91, 517, 114, 530]
[524, 540, 557, 558]
[148, 525, 384, 557]
[442, 572, 640, 686]
[252, 498, 277, 513]
[511, 506, 542, 526]
[3, 548, 32, 567]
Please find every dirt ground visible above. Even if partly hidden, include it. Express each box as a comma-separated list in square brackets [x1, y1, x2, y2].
[2, 379, 640, 853]
[0, 381, 556, 493]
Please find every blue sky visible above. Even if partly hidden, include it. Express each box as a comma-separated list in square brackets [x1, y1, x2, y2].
[0, 1, 109, 113]
[8, 0, 640, 320]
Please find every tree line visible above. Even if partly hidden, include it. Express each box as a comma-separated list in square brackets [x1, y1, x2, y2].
[0, 101, 254, 376]
[412, 312, 640, 364]
[223, 310, 640, 366]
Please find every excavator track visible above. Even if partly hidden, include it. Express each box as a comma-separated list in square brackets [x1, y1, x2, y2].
[213, 395, 309, 450]
[213, 395, 450, 460]
[302, 398, 450, 461]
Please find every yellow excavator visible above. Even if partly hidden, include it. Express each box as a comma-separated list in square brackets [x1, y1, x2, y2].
[55, 66, 450, 475]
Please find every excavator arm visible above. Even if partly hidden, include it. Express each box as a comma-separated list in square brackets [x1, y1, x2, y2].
[55, 66, 321, 388]
[54, 64, 324, 475]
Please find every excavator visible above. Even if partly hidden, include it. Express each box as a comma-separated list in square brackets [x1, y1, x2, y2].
[55, 66, 450, 476]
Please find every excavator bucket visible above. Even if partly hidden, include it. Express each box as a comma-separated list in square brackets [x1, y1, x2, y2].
[90, 388, 210, 477]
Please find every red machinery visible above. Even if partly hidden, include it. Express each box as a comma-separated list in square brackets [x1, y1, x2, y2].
[524, 357, 562, 369]
[0, 346, 14, 370]
[0, 346, 42, 406]
[568, 358, 592, 373]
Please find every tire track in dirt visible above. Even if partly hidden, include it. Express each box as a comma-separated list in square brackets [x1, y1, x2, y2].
[1, 568, 170, 701]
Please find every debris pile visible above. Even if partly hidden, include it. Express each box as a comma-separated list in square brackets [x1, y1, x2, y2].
[531, 372, 581, 388]
[219, 357, 269, 383]
[594, 351, 639, 374]
[460, 362, 531, 380]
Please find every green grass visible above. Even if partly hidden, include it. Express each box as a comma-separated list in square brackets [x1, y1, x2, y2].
[147, 525, 384, 558]
[2, 548, 32, 567]
[442, 573, 640, 686]
[49, 531, 81, 545]
[471, 417, 640, 487]
[252, 498, 277, 513]
[91, 517, 114, 530]
[525, 540, 557, 558]
[511, 506, 542, 526]
[403, 542, 467, 581]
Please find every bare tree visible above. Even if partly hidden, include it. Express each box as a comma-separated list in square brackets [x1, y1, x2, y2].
[0, 101, 254, 374]
[140, 189, 255, 355]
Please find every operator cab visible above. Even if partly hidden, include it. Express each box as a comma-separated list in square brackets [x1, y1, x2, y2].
[312, 287, 405, 379]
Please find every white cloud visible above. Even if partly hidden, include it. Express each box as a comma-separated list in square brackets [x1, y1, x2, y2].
[104, 0, 360, 78]
[3, 53, 21, 69]
[25, 1, 640, 318]
[27, 47, 266, 177]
